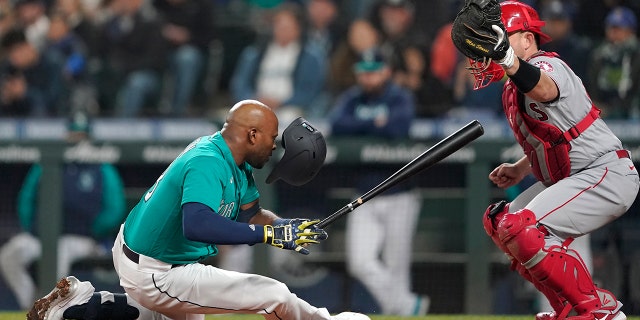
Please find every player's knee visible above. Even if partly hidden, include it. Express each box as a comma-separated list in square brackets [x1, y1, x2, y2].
[496, 209, 545, 263]
[482, 200, 509, 237]
[264, 281, 298, 307]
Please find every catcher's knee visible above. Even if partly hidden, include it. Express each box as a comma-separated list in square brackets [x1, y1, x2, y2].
[495, 209, 546, 263]
[482, 200, 512, 253]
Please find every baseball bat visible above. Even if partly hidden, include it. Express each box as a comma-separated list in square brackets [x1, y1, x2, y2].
[316, 120, 484, 229]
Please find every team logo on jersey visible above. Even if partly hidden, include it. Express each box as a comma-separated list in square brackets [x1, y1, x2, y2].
[534, 61, 553, 72]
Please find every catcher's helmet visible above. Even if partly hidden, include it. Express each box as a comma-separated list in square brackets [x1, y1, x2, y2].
[500, 1, 551, 44]
[266, 117, 327, 186]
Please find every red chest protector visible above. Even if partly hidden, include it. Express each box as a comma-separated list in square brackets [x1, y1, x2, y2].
[502, 55, 600, 185]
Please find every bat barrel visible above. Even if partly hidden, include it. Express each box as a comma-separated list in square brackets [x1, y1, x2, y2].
[317, 120, 484, 229]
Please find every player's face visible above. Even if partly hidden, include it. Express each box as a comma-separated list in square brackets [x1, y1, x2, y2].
[247, 126, 278, 169]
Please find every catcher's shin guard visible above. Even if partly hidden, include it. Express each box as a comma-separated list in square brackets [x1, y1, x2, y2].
[496, 209, 623, 319]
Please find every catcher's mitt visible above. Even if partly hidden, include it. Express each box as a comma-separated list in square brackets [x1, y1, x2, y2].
[451, 0, 510, 62]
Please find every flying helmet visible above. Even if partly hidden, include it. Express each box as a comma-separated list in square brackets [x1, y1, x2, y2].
[266, 117, 327, 186]
[469, 0, 552, 90]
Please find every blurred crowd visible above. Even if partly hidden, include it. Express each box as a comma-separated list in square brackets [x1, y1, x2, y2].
[0, 0, 639, 121]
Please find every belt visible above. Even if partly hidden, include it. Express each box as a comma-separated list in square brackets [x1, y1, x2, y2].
[122, 244, 183, 268]
[617, 150, 631, 159]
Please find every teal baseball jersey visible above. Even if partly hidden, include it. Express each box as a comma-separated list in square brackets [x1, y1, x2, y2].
[123, 133, 260, 264]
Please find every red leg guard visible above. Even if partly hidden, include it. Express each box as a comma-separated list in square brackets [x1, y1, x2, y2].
[514, 263, 567, 314]
[484, 203, 567, 314]
[496, 209, 624, 319]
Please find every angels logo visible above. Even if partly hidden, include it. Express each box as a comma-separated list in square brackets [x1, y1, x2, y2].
[534, 61, 554, 72]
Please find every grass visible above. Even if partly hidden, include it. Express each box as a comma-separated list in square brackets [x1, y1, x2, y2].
[0, 314, 638, 320]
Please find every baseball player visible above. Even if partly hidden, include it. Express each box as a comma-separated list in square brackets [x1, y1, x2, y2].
[27, 100, 370, 320]
[451, 1, 639, 320]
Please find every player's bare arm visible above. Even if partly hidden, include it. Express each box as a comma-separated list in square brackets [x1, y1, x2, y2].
[501, 32, 559, 102]
[243, 201, 279, 225]
[489, 156, 531, 189]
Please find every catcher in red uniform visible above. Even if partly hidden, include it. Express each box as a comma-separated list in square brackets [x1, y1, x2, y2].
[451, 1, 640, 319]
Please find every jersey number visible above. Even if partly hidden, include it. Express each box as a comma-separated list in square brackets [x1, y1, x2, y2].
[144, 171, 165, 202]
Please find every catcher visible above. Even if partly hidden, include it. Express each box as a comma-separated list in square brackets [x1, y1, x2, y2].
[451, 1, 639, 320]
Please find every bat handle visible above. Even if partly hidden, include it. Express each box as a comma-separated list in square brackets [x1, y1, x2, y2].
[316, 199, 361, 229]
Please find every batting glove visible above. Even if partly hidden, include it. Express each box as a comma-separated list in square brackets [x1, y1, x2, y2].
[264, 218, 328, 255]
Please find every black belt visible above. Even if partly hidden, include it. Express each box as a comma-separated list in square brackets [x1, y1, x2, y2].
[122, 244, 183, 268]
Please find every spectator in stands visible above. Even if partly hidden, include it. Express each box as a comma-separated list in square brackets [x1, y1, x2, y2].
[97, 0, 168, 117]
[328, 47, 429, 316]
[230, 2, 326, 121]
[45, 11, 99, 116]
[367, 0, 430, 118]
[328, 19, 380, 99]
[425, 17, 458, 118]
[13, 0, 49, 53]
[305, 0, 341, 56]
[0, 0, 15, 38]
[0, 28, 66, 117]
[588, 6, 640, 119]
[540, 0, 593, 82]
[153, 0, 216, 117]
[53, 0, 102, 60]
[0, 113, 127, 310]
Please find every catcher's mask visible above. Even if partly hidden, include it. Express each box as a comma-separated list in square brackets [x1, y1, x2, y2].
[469, 59, 506, 90]
[469, 1, 551, 90]
[266, 117, 327, 186]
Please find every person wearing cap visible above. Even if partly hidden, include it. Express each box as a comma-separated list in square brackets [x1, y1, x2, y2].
[0, 113, 127, 310]
[328, 47, 430, 316]
[588, 6, 640, 119]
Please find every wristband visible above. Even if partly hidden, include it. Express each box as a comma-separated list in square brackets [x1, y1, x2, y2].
[508, 58, 541, 93]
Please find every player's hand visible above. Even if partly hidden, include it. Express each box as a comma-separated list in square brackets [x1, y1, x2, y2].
[263, 219, 328, 255]
[489, 163, 526, 189]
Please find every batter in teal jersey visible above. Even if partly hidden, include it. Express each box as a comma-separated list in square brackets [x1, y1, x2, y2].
[27, 100, 371, 320]
[123, 131, 261, 264]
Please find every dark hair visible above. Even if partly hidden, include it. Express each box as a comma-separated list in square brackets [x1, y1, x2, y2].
[1, 28, 27, 50]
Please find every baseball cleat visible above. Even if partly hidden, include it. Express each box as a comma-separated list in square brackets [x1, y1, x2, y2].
[332, 311, 371, 320]
[26, 276, 95, 320]
[535, 310, 626, 320]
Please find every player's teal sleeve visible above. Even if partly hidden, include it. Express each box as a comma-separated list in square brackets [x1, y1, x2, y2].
[182, 156, 224, 210]
[92, 164, 127, 239]
[17, 164, 42, 232]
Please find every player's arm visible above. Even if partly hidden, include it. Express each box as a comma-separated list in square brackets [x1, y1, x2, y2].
[241, 200, 279, 225]
[182, 202, 327, 255]
[502, 55, 559, 103]
[182, 202, 264, 245]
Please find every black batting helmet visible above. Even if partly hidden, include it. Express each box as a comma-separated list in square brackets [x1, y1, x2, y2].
[266, 117, 327, 186]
